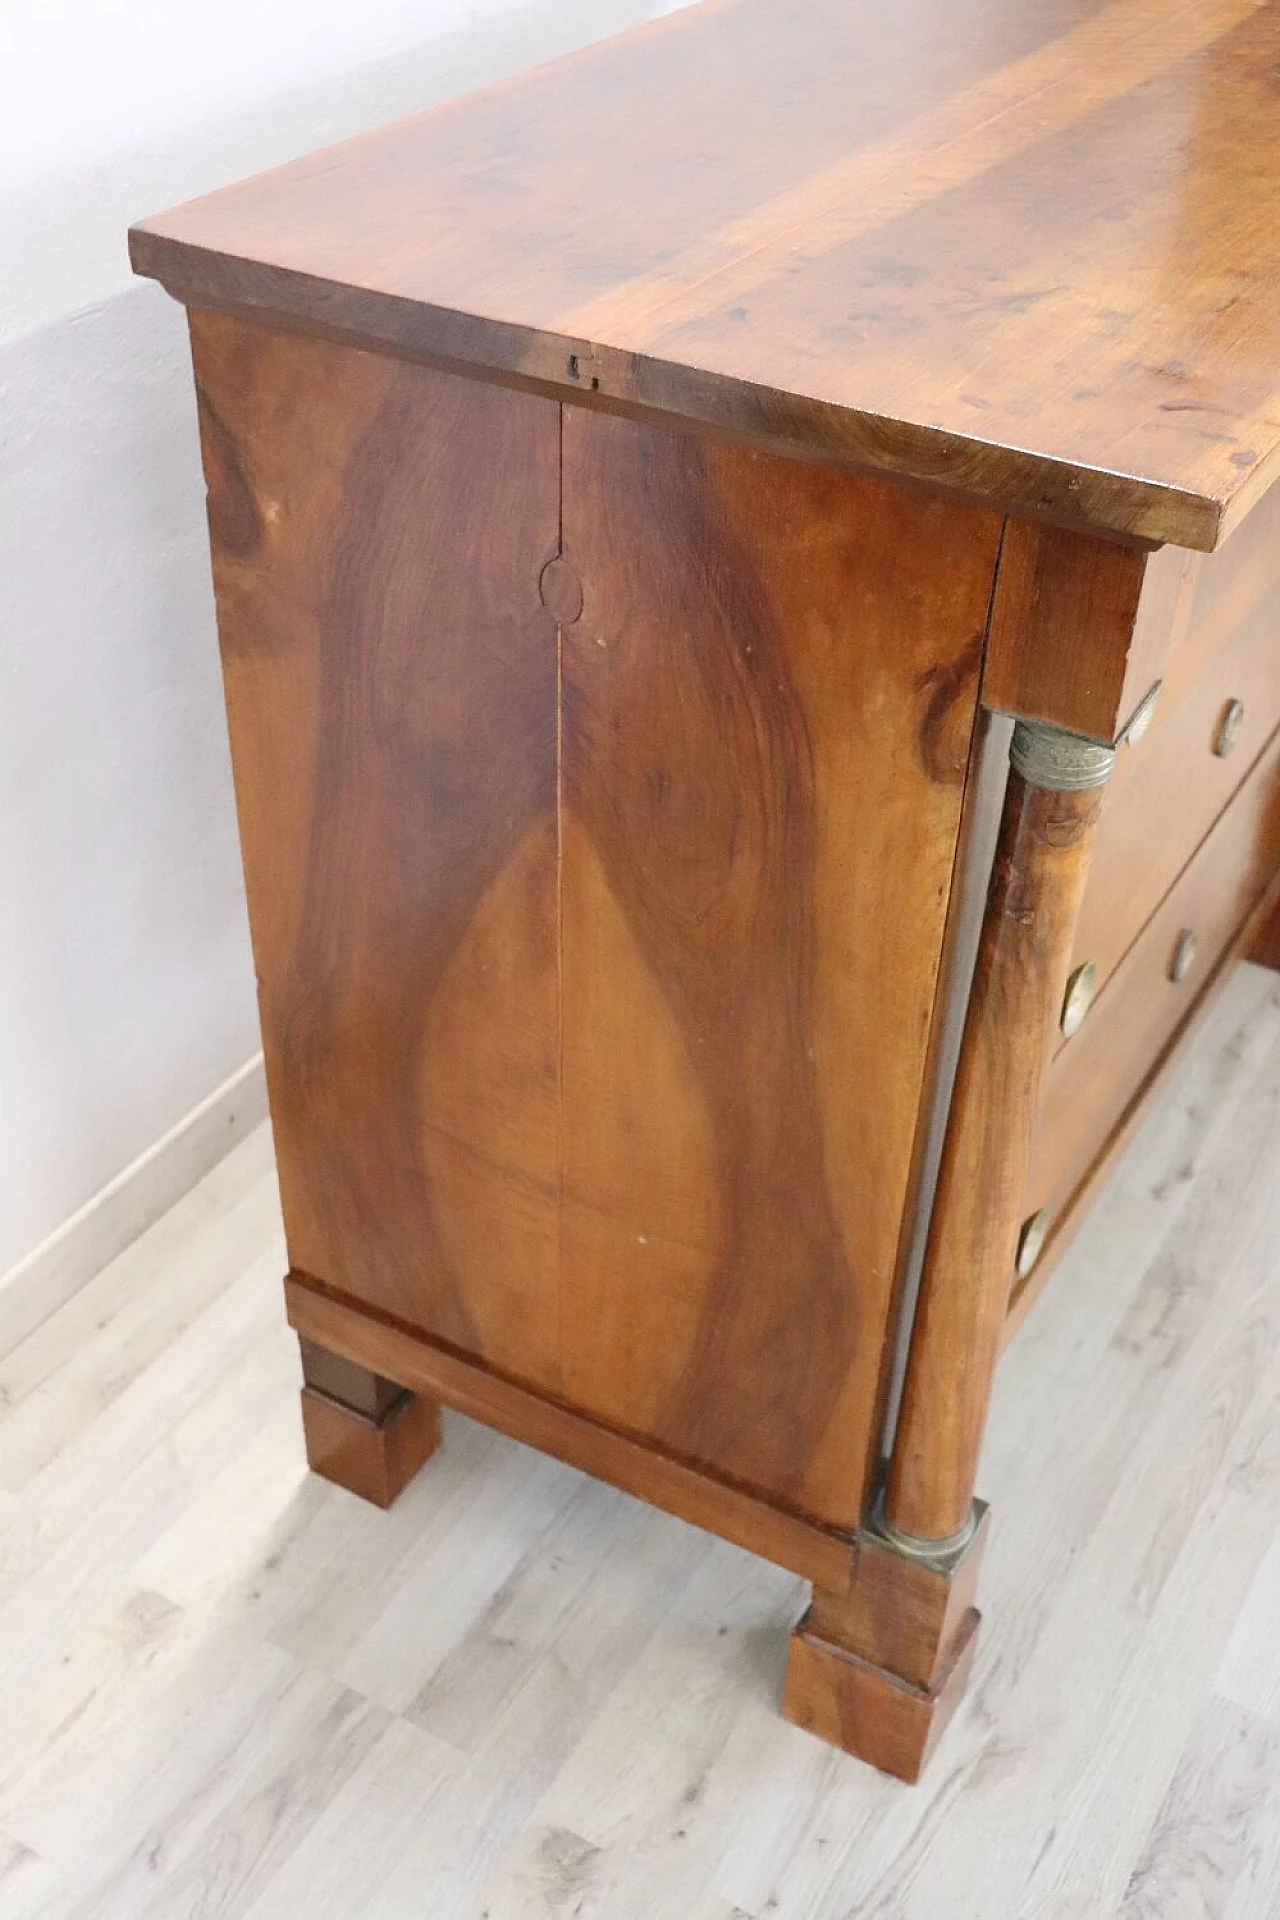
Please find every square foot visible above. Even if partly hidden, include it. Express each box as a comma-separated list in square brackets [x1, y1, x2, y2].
[300, 1384, 441, 1509]
[782, 1603, 980, 1782]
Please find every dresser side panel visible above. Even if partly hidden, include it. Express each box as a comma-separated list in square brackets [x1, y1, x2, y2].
[558, 411, 1002, 1528]
[188, 309, 565, 1389]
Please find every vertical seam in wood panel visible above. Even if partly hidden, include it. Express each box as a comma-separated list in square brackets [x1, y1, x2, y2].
[974, 516, 1010, 709]
[555, 400, 566, 1394]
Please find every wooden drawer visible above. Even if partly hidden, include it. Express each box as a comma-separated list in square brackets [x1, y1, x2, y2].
[1025, 724, 1280, 1250]
[1065, 493, 1280, 1022]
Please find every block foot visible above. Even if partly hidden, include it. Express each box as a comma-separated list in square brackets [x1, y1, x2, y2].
[298, 1337, 441, 1508]
[781, 1500, 989, 1782]
[784, 1602, 979, 1782]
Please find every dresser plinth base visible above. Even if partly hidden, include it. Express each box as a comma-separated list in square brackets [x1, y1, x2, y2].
[299, 1348, 442, 1510]
[782, 1504, 988, 1780]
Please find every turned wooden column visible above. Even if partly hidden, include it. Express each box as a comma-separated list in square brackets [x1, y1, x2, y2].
[784, 718, 1115, 1779]
[885, 719, 1116, 1546]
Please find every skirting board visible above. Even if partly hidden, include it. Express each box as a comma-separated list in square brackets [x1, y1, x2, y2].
[0, 1052, 267, 1360]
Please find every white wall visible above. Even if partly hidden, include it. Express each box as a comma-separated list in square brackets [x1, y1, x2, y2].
[0, 0, 683, 1282]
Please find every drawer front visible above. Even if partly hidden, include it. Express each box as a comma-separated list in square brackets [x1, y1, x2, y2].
[1025, 726, 1280, 1249]
[1169, 477, 1280, 696]
[1065, 495, 1280, 1022]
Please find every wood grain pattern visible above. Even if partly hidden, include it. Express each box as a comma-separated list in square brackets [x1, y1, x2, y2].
[806, 1504, 990, 1696]
[196, 304, 1000, 1542]
[3, 967, 1279, 1913]
[981, 524, 1188, 743]
[1116, 1699, 1280, 1920]
[1167, 468, 1280, 695]
[132, 0, 1280, 552]
[189, 308, 565, 1393]
[148, 18, 1280, 1780]
[882, 709, 1017, 1458]
[283, 1271, 859, 1594]
[783, 1600, 980, 1785]
[887, 767, 1106, 1543]
[556, 409, 1001, 1528]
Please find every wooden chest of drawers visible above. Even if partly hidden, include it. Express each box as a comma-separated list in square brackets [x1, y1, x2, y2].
[1016, 496, 1280, 1332]
[130, 0, 1280, 1783]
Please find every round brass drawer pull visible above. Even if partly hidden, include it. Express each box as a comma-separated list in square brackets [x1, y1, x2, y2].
[1169, 927, 1198, 984]
[1060, 958, 1099, 1037]
[1213, 698, 1245, 758]
[1016, 1208, 1050, 1279]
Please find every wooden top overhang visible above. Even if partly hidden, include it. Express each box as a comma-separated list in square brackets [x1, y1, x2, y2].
[131, 0, 1280, 551]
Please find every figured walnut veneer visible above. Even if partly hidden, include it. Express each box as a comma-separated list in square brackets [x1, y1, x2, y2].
[193, 310, 999, 1536]
[131, 0, 1280, 1784]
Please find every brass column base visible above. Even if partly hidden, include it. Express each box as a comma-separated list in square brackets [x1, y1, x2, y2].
[782, 1502, 989, 1782]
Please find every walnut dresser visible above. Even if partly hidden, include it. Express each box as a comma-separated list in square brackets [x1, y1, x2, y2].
[130, 0, 1280, 1782]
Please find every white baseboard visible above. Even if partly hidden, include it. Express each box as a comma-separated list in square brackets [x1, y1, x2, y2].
[0, 1053, 268, 1360]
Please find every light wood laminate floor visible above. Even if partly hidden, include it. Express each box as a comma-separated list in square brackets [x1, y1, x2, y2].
[1, 964, 1279, 1919]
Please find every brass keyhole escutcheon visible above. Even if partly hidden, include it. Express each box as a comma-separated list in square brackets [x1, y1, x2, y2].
[1213, 698, 1245, 758]
[1016, 1208, 1050, 1280]
[1060, 959, 1099, 1038]
[1169, 928, 1198, 984]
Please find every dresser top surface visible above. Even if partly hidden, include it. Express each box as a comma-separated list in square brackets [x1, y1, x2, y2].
[131, 0, 1280, 551]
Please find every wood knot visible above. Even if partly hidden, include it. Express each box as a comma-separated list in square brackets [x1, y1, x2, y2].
[539, 555, 584, 624]
[915, 636, 982, 786]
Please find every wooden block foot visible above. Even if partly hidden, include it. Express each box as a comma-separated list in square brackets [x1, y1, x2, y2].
[298, 1337, 441, 1508]
[782, 1501, 988, 1781]
[784, 1602, 979, 1783]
